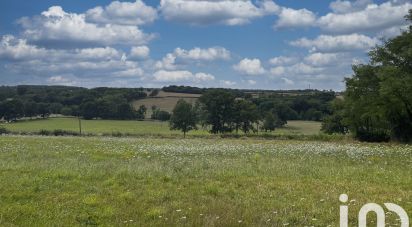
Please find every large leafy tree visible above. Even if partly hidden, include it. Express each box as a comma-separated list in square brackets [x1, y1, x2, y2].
[344, 10, 412, 142]
[198, 89, 235, 134]
[233, 99, 259, 134]
[170, 99, 197, 138]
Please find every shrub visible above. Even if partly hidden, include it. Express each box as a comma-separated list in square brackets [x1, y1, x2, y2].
[355, 129, 390, 142]
[0, 127, 10, 134]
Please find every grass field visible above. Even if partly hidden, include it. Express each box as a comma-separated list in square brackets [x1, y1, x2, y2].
[0, 136, 410, 226]
[1, 117, 322, 136]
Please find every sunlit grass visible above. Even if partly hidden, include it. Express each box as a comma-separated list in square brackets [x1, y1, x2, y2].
[0, 136, 410, 226]
[1, 117, 321, 136]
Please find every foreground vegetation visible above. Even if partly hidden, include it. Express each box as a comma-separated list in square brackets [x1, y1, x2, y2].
[0, 136, 410, 226]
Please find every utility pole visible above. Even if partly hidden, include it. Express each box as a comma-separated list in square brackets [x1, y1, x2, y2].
[78, 116, 82, 135]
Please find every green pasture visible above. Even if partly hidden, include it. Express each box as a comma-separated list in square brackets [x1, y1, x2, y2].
[0, 136, 410, 226]
[1, 117, 321, 136]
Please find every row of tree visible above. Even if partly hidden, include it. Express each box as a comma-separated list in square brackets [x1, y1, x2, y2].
[0, 84, 335, 123]
[169, 89, 291, 136]
[0, 86, 147, 121]
[322, 10, 412, 142]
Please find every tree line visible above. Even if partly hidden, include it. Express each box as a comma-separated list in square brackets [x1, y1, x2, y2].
[169, 89, 336, 136]
[322, 10, 412, 142]
[0, 84, 335, 124]
[0, 85, 147, 121]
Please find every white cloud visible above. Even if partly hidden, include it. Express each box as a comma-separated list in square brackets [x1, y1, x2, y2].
[0, 35, 48, 60]
[220, 80, 237, 87]
[77, 47, 122, 60]
[18, 6, 154, 47]
[269, 66, 286, 76]
[246, 79, 256, 85]
[281, 77, 294, 85]
[155, 53, 177, 70]
[318, 1, 412, 33]
[155, 46, 230, 70]
[174, 47, 231, 61]
[290, 33, 378, 52]
[194, 72, 215, 82]
[0, 35, 145, 85]
[329, 0, 372, 14]
[153, 70, 215, 82]
[0, 35, 123, 61]
[377, 24, 409, 39]
[275, 8, 317, 28]
[159, 0, 279, 26]
[47, 75, 72, 84]
[233, 58, 265, 76]
[269, 56, 297, 66]
[129, 46, 150, 59]
[304, 53, 339, 66]
[86, 0, 157, 26]
[288, 63, 322, 75]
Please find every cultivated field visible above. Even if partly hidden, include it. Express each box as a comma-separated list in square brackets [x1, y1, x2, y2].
[0, 136, 410, 226]
[133, 91, 201, 117]
[1, 117, 321, 136]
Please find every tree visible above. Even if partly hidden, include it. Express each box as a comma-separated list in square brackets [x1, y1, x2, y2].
[233, 99, 259, 134]
[170, 99, 197, 138]
[80, 101, 98, 120]
[117, 103, 135, 120]
[24, 101, 38, 119]
[136, 105, 147, 120]
[199, 89, 235, 134]
[262, 112, 277, 132]
[321, 99, 348, 134]
[2, 99, 24, 121]
[342, 10, 412, 142]
[149, 89, 159, 97]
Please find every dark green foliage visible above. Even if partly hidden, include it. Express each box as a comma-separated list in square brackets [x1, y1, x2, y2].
[233, 99, 259, 133]
[262, 112, 277, 132]
[151, 106, 171, 121]
[0, 85, 147, 121]
[170, 99, 197, 137]
[342, 11, 412, 142]
[321, 99, 348, 135]
[136, 105, 147, 120]
[1, 99, 24, 121]
[199, 90, 236, 134]
[0, 127, 10, 134]
[162, 85, 205, 94]
[149, 89, 160, 97]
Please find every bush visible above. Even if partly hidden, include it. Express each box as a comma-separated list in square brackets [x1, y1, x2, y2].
[355, 129, 390, 142]
[38, 129, 80, 136]
[0, 127, 10, 134]
[52, 129, 79, 136]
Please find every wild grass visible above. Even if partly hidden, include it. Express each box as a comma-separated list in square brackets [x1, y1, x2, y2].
[1, 117, 322, 137]
[0, 135, 410, 226]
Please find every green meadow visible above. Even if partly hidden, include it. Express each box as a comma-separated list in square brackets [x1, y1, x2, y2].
[1, 117, 321, 136]
[0, 136, 411, 226]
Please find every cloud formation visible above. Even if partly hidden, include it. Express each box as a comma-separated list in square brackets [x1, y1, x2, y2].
[318, 1, 412, 34]
[275, 8, 317, 28]
[290, 33, 378, 52]
[153, 70, 215, 83]
[159, 0, 279, 26]
[86, 0, 157, 26]
[155, 46, 231, 70]
[233, 58, 265, 76]
[18, 6, 154, 47]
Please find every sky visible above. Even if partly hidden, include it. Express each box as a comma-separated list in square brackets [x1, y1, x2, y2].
[0, 0, 411, 91]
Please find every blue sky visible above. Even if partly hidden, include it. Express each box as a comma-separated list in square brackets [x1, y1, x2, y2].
[0, 0, 411, 90]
